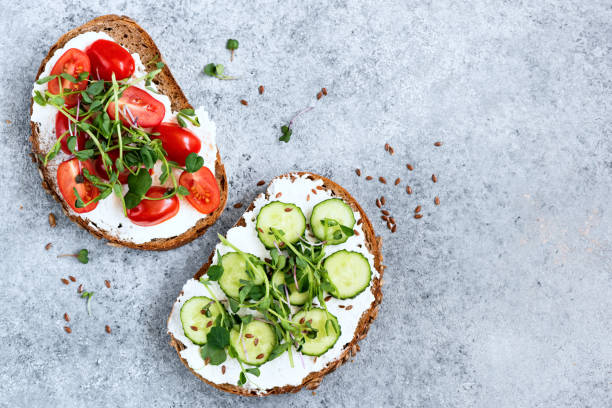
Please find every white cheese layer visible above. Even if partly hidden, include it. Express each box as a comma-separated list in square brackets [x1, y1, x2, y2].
[167, 174, 379, 393]
[31, 32, 218, 244]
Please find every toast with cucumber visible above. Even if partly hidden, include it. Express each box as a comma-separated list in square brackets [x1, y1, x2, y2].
[167, 172, 383, 395]
[30, 15, 228, 250]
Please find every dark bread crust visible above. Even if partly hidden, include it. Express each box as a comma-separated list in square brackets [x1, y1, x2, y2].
[29, 15, 228, 250]
[168, 172, 384, 396]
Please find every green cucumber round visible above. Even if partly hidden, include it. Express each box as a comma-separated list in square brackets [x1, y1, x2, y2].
[271, 270, 309, 305]
[292, 308, 340, 356]
[323, 250, 371, 299]
[310, 198, 356, 245]
[229, 320, 277, 366]
[256, 201, 306, 248]
[180, 297, 226, 345]
[218, 252, 265, 299]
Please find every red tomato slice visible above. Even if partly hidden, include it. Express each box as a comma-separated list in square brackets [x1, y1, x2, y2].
[127, 186, 179, 226]
[179, 167, 220, 214]
[151, 123, 202, 166]
[55, 112, 87, 154]
[107, 86, 165, 128]
[57, 158, 99, 213]
[86, 39, 135, 81]
[48, 48, 90, 106]
[94, 150, 153, 184]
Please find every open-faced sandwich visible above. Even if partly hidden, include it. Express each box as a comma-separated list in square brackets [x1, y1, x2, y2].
[168, 173, 383, 395]
[30, 15, 227, 250]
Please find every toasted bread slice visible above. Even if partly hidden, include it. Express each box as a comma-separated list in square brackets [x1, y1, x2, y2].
[168, 172, 383, 395]
[29, 15, 228, 250]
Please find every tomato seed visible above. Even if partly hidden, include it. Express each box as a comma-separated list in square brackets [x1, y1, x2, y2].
[240, 99, 248, 106]
[105, 325, 111, 334]
[64, 313, 70, 322]
[69, 276, 76, 282]
[61, 278, 69, 285]
[258, 85, 264, 94]
[435, 196, 440, 205]
[64, 326, 71, 334]
[257, 180, 265, 186]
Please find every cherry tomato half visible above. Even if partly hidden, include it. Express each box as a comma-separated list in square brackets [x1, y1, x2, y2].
[93, 150, 153, 184]
[127, 186, 179, 226]
[86, 39, 135, 81]
[179, 167, 220, 214]
[48, 48, 90, 106]
[57, 158, 99, 213]
[107, 86, 165, 128]
[151, 123, 202, 166]
[55, 112, 87, 154]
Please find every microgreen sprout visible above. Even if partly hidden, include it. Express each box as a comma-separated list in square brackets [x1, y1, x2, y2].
[81, 291, 94, 316]
[279, 107, 314, 143]
[226, 39, 239, 61]
[203, 63, 237, 80]
[57, 248, 89, 264]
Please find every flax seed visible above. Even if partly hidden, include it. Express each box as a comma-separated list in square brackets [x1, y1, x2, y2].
[64, 313, 70, 322]
[284, 207, 293, 212]
[240, 99, 248, 106]
[69, 276, 76, 282]
[384, 143, 389, 151]
[376, 199, 381, 208]
[345, 305, 353, 310]
[190, 325, 198, 331]
[311, 188, 317, 194]
[254, 338, 259, 346]
[205, 357, 211, 365]
[324, 295, 332, 302]
[406, 163, 414, 171]
[389, 217, 396, 224]
[434, 141, 443, 146]
[233, 203, 243, 209]
[256, 353, 264, 359]
[389, 146, 395, 155]
[245, 333, 254, 338]
[77, 284, 83, 293]
[339, 305, 345, 308]
[222, 365, 226, 374]
[435, 196, 440, 205]
[316, 186, 324, 190]
[257, 227, 264, 233]
[394, 178, 401, 185]
[300, 318, 305, 324]
[355, 168, 361, 176]
[357, 218, 362, 225]
[48, 213, 56, 227]
[61, 278, 69, 285]
[406, 185, 413, 194]
[45, 242, 52, 250]
[391, 224, 397, 233]
[257, 180, 265, 186]
[258, 85, 264, 94]
[275, 192, 282, 198]
[381, 216, 388, 222]
[207, 320, 213, 327]
[354, 229, 359, 236]
[432, 174, 437, 183]
[365, 176, 373, 181]
[105, 325, 111, 334]
[381, 196, 386, 205]
[379, 177, 387, 184]
[321, 87, 327, 95]
[64, 326, 71, 334]
[316, 91, 322, 100]
[387, 221, 392, 229]
[381, 210, 390, 216]
[415, 205, 421, 213]
[306, 194, 310, 201]
[414, 214, 423, 219]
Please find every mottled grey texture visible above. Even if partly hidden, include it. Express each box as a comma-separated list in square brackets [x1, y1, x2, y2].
[0, 0, 610, 407]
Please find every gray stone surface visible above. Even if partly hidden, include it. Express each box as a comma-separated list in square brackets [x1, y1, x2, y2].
[0, 0, 610, 406]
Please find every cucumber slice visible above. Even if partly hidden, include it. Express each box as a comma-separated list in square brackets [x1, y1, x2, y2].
[310, 198, 356, 245]
[292, 308, 341, 356]
[229, 320, 277, 366]
[323, 250, 371, 299]
[218, 252, 265, 299]
[256, 201, 306, 248]
[180, 296, 226, 345]
[271, 270, 309, 305]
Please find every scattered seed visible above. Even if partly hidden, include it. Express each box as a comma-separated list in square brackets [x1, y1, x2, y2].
[415, 205, 422, 213]
[432, 174, 438, 183]
[77, 284, 83, 293]
[105, 325, 111, 334]
[394, 178, 401, 185]
[222, 365, 226, 374]
[384, 143, 389, 151]
[206, 320, 213, 327]
[376, 199, 381, 208]
[254, 338, 259, 346]
[380, 196, 386, 205]
[104, 280, 111, 288]
[387, 221, 392, 229]
[324, 295, 332, 301]
[316, 91, 323, 100]
[389, 146, 395, 155]
[257, 180, 265, 186]
[205, 357, 211, 365]
[284, 207, 293, 212]
[257, 227, 264, 233]
[321, 87, 327, 95]
[256, 353, 264, 359]
[48, 213, 56, 228]
[379, 177, 387, 184]
[190, 325, 198, 331]
[381, 216, 388, 222]
[414, 214, 423, 219]
[312, 391, 316, 396]
[391, 225, 397, 233]
[233, 203, 243, 209]
[240, 99, 248, 106]
[365, 176, 373, 181]
[316, 186, 324, 190]
[200, 309, 207, 315]
[357, 218, 362, 225]
[69, 276, 76, 282]
[300, 318, 305, 324]
[63, 313, 70, 322]
[406, 163, 414, 171]
[314, 357, 318, 363]
[354, 229, 359, 236]
[355, 168, 361, 176]
[435, 196, 440, 205]
[64, 326, 71, 334]
[434, 141, 443, 146]
[389, 217, 396, 224]
[258, 85, 265, 94]
[61, 278, 69, 285]
[381, 209, 390, 216]
[339, 305, 345, 308]
[406, 186, 413, 194]
[346, 305, 353, 311]
[245, 333, 254, 338]
[275, 192, 282, 198]
[311, 188, 317, 195]
[306, 194, 310, 201]
[45, 243, 52, 250]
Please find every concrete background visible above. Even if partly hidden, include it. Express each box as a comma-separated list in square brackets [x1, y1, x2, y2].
[0, 0, 610, 406]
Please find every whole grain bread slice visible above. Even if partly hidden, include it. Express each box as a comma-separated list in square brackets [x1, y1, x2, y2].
[168, 172, 384, 396]
[29, 15, 228, 250]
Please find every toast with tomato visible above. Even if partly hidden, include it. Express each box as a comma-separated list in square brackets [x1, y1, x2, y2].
[30, 15, 228, 250]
